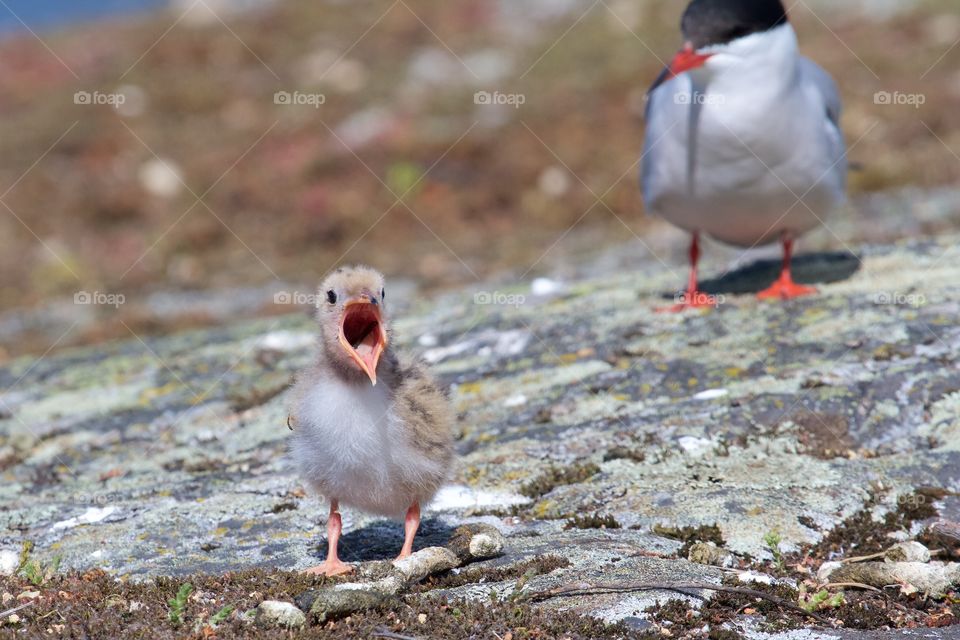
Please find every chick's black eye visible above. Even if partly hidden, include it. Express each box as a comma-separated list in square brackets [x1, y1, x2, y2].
[381, 288, 385, 301]
[326, 290, 337, 304]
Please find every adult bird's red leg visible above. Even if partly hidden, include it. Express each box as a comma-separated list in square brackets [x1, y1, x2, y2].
[659, 232, 719, 312]
[757, 234, 817, 300]
[396, 502, 420, 560]
[303, 499, 353, 576]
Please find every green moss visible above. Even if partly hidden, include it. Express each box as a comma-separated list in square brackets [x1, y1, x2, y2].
[644, 598, 694, 625]
[709, 629, 746, 640]
[519, 462, 601, 499]
[227, 375, 292, 412]
[810, 492, 939, 558]
[602, 446, 646, 463]
[564, 513, 621, 530]
[652, 523, 725, 557]
[643, 581, 807, 636]
[166, 582, 193, 625]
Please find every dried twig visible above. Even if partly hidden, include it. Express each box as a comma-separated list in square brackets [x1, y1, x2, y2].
[522, 581, 829, 624]
[0, 601, 35, 618]
[927, 521, 960, 547]
[840, 550, 886, 564]
[823, 582, 882, 592]
[373, 629, 421, 640]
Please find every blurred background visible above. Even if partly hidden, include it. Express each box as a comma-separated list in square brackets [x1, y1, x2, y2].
[0, 0, 958, 361]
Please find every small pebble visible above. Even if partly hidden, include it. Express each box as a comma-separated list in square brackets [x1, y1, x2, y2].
[115, 84, 148, 118]
[693, 389, 728, 401]
[0, 550, 18, 577]
[418, 333, 439, 347]
[531, 277, 563, 297]
[687, 542, 734, 568]
[138, 158, 183, 199]
[469, 532, 503, 559]
[256, 600, 306, 629]
[817, 561, 842, 582]
[504, 394, 527, 408]
[537, 166, 570, 198]
[884, 541, 931, 563]
[448, 523, 505, 562]
[737, 570, 775, 585]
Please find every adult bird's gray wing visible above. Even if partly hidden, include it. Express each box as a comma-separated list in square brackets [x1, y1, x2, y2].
[799, 56, 842, 129]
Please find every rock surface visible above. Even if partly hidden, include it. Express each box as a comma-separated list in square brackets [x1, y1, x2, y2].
[2, 227, 960, 630]
[824, 561, 960, 597]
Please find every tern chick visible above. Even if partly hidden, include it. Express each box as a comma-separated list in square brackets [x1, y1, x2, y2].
[288, 266, 454, 576]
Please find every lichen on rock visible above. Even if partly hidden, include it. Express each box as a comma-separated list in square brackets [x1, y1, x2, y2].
[3, 231, 960, 628]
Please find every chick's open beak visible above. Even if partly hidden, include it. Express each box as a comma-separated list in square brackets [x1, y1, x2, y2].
[339, 298, 388, 385]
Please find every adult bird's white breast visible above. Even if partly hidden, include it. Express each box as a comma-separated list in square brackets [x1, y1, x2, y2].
[642, 23, 846, 247]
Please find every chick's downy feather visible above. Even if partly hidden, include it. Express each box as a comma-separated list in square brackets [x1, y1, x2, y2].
[288, 268, 454, 519]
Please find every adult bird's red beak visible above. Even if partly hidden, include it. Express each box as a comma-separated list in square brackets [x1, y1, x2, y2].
[649, 42, 714, 93]
[668, 42, 713, 78]
[339, 297, 388, 385]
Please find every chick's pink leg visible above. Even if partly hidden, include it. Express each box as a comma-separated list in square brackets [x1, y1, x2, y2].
[303, 499, 353, 576]
[396, 502, 421, 560]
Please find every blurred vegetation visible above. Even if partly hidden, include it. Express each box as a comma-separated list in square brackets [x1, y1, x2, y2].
[0, 0, 957, 359]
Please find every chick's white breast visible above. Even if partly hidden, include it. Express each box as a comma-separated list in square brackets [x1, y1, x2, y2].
[289, 375, 446, 518]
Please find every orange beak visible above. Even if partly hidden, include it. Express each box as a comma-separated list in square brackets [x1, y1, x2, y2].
[649, 43, 714, 93]
[338, 299, 388, 385]
[668, 43, 713, 78]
